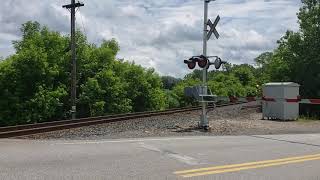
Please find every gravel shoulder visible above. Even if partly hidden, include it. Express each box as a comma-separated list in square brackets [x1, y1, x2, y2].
[21, 103, 320, 140]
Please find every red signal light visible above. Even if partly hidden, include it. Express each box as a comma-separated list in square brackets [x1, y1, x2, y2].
[184, 59, 196, 70]
[187, 61, 196, 69]
[197, 56, 208, 68]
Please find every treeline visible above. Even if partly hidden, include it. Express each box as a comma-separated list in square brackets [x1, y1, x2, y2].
[0, 0, 319, 126]
[0, 22, 168, 126]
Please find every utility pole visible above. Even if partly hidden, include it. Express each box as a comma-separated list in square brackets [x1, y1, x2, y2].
[63, 0, 84, 119]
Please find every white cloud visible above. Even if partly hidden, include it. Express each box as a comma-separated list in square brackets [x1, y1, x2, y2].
[0, 0, 301, 77]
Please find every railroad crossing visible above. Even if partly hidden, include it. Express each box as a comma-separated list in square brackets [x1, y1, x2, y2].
[1, 1, 320, 180]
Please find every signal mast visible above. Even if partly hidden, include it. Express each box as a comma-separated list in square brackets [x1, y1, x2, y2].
[183, 0, 226, 130]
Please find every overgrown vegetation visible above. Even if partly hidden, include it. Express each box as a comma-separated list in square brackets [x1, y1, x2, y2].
[0, 0, 319, 126]
[0, 22, 167, 126]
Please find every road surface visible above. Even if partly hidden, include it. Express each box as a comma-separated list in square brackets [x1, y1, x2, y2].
[1, 134, 320, 179]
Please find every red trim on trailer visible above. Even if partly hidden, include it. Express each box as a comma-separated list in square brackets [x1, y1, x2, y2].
[297, 95, 301, 101]
[262, 96, 275, 102]
[285, 98, 300, 103]
[309, 99, 320, 104]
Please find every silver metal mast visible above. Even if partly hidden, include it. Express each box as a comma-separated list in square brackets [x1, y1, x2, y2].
[200, 0, 211, 128]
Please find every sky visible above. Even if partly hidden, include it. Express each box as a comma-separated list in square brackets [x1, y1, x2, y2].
[0, 0, 302, 77]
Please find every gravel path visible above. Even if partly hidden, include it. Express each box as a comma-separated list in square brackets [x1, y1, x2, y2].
[21, 103, 320, 140]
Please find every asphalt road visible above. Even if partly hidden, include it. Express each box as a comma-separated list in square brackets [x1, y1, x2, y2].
[1, 134, 320, 180]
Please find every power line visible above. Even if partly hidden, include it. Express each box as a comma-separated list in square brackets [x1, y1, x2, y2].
[78, 8, 87, 36]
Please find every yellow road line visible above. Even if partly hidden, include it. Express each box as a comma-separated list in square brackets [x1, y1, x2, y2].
[174, 153, 320, 175]
[181, 156, 320, 178]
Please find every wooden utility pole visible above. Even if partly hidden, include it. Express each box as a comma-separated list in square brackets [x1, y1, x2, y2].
[63, 0, 84, 119]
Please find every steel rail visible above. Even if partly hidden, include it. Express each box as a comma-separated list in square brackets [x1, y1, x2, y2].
[0, 102, 248, 138]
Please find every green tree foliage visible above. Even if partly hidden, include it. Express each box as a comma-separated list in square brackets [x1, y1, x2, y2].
[255, 52, 273, 67]
[254, 52, 273, 85]
[172, 77, 201, 107]
[184, 69, 202, 80]
[0, 22, 69, 126]
[255, 0, 320, 98]
[208, 73, 246, 97]
[168, 63, 260, 108]
[26, 86, 67, 122]
[0, 21, 166, 126]
[207, 65, 259, 97]
[161, 76, 181, 90]
[231, 64, 256, 86]
[164, 90, 180, 108]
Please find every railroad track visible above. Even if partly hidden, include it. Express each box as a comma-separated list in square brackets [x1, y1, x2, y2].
[0, 102, 250, 138]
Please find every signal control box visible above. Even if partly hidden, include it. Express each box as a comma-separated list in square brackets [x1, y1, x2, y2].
[262, 82, 300, 120]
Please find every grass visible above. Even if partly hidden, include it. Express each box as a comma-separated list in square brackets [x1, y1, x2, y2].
[297, 116, 320, 123]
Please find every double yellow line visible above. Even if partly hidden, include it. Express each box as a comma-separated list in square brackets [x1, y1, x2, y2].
[174, 153, 320, 178]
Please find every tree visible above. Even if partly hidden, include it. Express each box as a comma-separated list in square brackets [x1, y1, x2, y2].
[25, 86, 67, 123]
[172, 78, 201, 107]
[254, 52, 273, 67]
[231, 64, 256, 86]
[255, 0, 320, 98]
[184, 69, 202, 80]
[0, 21, 168, 126]
[295, 0, 320, 97]
[0, 21, 69, 126]
[164, 90, 180, 108]
[120, 64, 166, 112]
[101, 38, 120, 56]
[161, 76, 181, 90]
[79, 78, 106, 116]
[208, 73, 246, 97]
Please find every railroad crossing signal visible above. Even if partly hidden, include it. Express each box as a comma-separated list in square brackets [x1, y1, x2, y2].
[182, 0, 223, 130]
[207, 15, 220, 40]
[184, 55, 226, 70]
[184, 55, 208, 70]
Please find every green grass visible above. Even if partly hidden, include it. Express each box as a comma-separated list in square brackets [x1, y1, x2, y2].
[297, 116, 320, 123]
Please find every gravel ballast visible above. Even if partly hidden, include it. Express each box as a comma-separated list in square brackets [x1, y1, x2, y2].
[21, 103, 320, 140]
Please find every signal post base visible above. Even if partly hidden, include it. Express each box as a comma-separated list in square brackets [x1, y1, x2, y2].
[199, 114, 209, 131]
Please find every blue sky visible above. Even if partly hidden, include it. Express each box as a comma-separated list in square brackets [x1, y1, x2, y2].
[0, 0, 302, 77]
